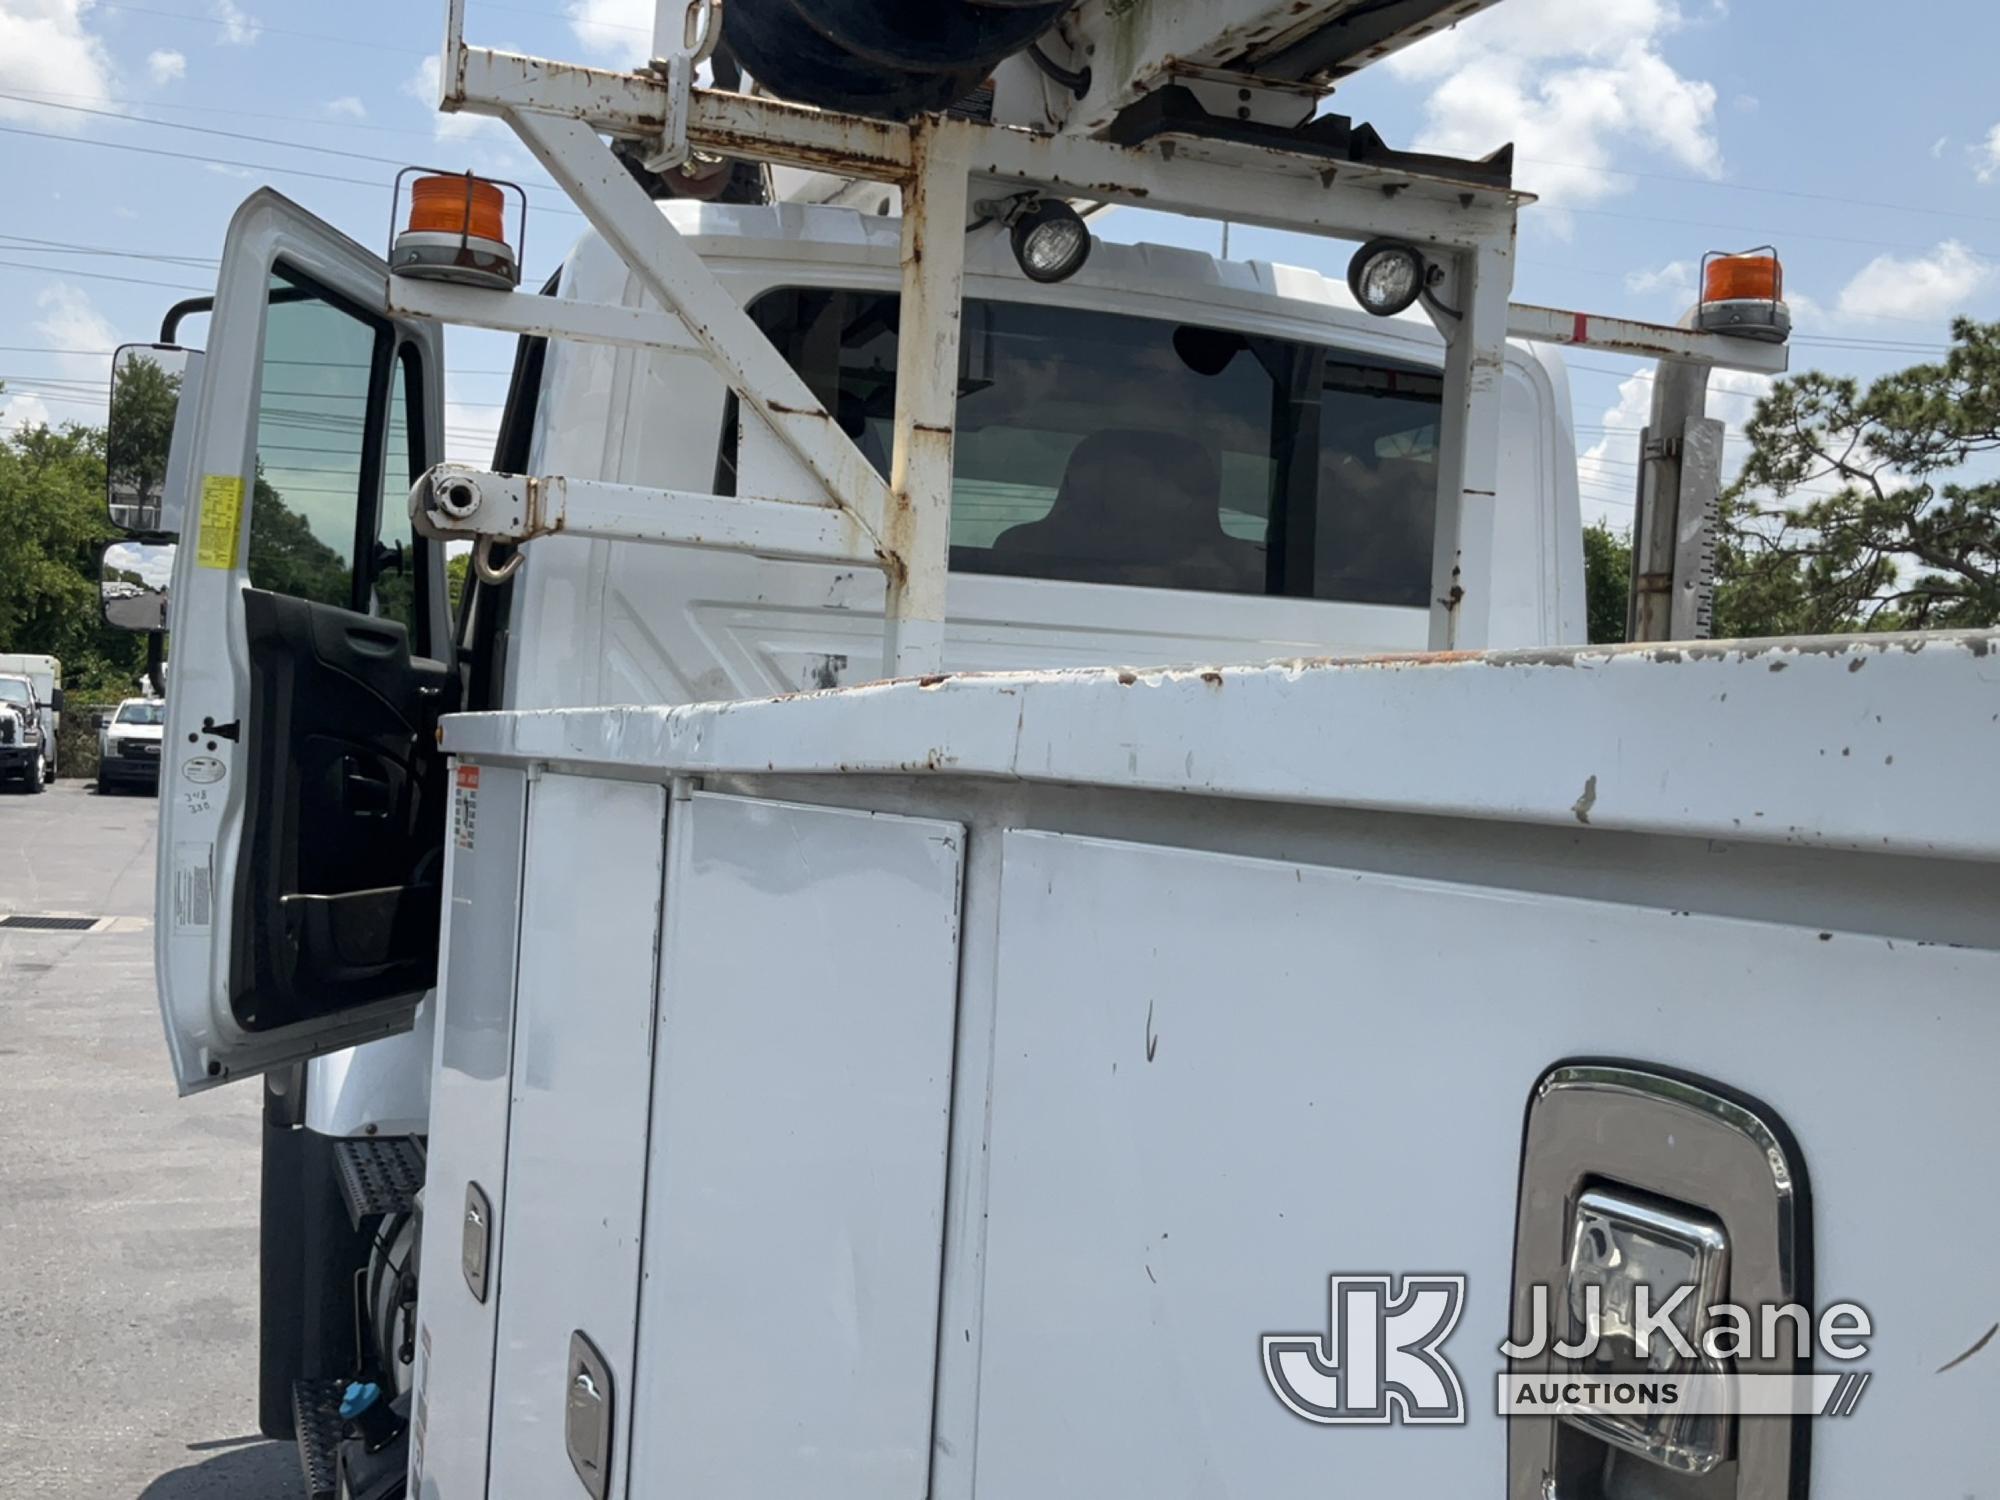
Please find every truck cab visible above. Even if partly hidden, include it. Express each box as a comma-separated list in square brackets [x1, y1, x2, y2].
[505, 205, 1582, 713]
[107, 188, 1589, 1100]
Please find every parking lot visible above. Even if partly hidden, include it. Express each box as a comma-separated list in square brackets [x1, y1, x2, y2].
[0, 782, 302, 1498]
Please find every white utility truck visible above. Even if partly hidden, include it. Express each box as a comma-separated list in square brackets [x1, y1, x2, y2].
[97, 2, 1994, 1497]
[0, 652, 62, 782]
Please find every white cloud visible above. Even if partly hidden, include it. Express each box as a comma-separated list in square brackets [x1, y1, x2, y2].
[1625, 259, 1694, 297]
[1974, 123, 2000, 184]
[1836, 240, 1995, 322]
[105, 540, 175, 586]
[1384, 0, 1718, 220]
[566, 0, 652, 67]
[444, 400, 501, 465]
[1575, 361, 1769, 528]
[0, 282, 118, 432]
[0, 391, 54, 433]
[147, 48, 186, 84]
[1931, 135, 1950, 160]
[212, 0, 259, 46]
[406, 56, 507, 143]
[0, 0, 116, 126]
[327, 95, 366, 120]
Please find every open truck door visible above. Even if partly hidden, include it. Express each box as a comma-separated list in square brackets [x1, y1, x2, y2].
[151, 190, 453, 1093]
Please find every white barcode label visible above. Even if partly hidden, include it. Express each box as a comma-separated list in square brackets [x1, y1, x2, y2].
[173, 842, 214, 931]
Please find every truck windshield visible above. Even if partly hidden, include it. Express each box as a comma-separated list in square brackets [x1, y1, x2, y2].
[729, 288, 1443, 607]
[0, 679, 29, 706]
[116, 702, 165, 725]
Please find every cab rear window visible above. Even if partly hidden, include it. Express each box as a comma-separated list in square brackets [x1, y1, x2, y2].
[719, 288, 1443, 607]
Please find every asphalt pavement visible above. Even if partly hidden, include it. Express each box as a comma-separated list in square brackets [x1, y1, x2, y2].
[0, 781, 302, 1498]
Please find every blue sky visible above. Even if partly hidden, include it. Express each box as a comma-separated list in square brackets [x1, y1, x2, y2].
[2, 0, 1996, 532]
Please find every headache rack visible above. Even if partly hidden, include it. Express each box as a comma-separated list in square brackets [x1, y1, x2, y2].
[404, 0, 1789, 676]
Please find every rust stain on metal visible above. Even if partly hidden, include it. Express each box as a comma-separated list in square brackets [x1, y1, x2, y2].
[917, 674, 950, 688]
[1199, 670, 1223, 686]
[688, 96, 910, 178]
[1117, 670, 1139, 685]
[874, 548, 908, 588]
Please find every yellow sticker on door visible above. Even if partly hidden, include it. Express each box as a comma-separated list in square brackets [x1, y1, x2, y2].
[195, 474, 245, 569]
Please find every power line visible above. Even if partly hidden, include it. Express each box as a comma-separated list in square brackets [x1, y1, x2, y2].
[0, 121, 400, 191]
[0, 86, 527, 148]
[0, 119, 587, 221]
[0, 258, 210, 292]
[0, 234, 219, 269]
[1562, 202, 1995, 261]
[0, 92, 580, 208]
[1515, 155, 2000, 230]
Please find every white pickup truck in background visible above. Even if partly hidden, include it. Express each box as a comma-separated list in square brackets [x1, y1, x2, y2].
[96, 697, 165, 795]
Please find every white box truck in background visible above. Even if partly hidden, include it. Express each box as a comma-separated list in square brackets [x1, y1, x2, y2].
[89, 1, 1996, 1496]
[0, 653, 62, 783]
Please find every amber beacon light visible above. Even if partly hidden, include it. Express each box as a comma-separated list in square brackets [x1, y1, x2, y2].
[390, 169, 523, 290]
[1693, 247, 1789, 342]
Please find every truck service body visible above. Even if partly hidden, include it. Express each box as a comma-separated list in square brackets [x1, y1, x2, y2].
[97, 1, 1997, 1497]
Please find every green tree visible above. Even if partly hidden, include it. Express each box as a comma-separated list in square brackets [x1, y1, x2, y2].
[1717, 317, 2000, 635]
[246, 468, 350, 605]
[105, 353, 182, 530]
[0, 415, 147, 697]
[375, 549, 470, 636]
[1581, 521, 1632, 644]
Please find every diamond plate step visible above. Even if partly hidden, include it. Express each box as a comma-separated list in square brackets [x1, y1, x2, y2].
[332, 1135, 426, 1231]
[291, 1378, 345, 1500]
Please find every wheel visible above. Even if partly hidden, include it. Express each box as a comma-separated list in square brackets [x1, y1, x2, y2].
[96, 775, 112, 795]
[25, 753, 43, 793]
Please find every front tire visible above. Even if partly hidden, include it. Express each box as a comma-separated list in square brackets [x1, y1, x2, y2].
[25, 753, 43, 793]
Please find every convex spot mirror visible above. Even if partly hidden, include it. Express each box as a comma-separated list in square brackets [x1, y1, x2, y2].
[101, 540, 175, 634]
[106, 343, 190, 535]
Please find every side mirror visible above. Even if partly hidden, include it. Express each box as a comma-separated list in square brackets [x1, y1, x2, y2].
[101, 540, 175, 634]
[107, 343, 190, 535]
[49, 688, 64, 713]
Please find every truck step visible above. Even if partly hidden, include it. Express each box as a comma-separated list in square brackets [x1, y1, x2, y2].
[332, 1135, 426, 1230]
[291, 1378, 346, 1500]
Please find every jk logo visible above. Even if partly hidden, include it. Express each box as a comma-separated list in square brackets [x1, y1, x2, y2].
[1263, 1274, 1467, 1425]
